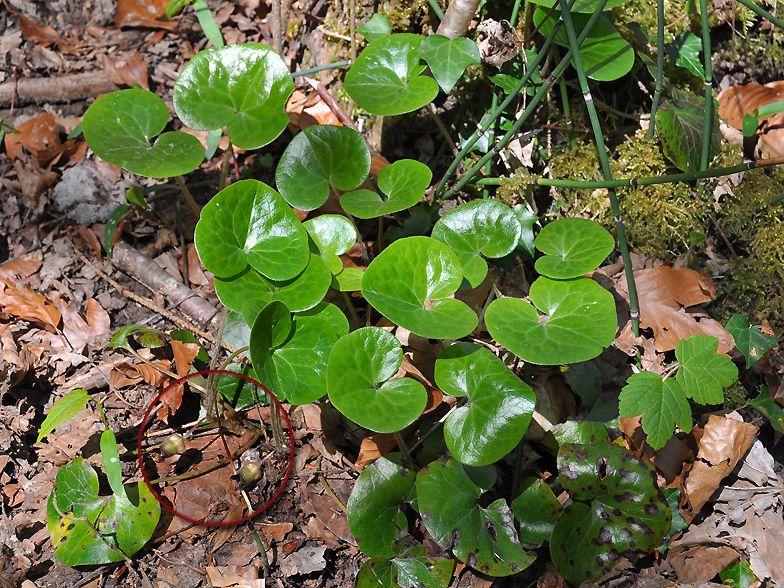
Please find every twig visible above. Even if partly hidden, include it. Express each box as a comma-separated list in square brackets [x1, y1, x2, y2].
[306, 79, 361, 132]
[175, 175, 201, 215]
[426, 103, 458, 155]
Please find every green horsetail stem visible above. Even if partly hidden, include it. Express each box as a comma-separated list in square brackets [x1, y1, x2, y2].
[699, 0, 714, 174]
[646, 0, 665, 140]
[736, 0, 784, 31]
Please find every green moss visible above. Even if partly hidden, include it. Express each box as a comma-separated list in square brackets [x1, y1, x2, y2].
[380, 0, 428, 32]
[614, 0, 692, 41]
[723, 380, 750, 411]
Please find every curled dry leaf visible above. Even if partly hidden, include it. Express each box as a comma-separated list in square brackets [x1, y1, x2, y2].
[718, 81, 784, 159]
[4, 113, 62, 164]
[0, 279, 61, 330]
[634, 266, 734, 353]
[101, 50, 150, 90]
[13, 159, 59, 203]
[115, 0, 177, 29]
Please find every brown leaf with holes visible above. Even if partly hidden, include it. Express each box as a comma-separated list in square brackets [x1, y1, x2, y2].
[682, 415, 757, 521]
[13, 159, 59, 203]
[101, 50, 150, 90]
[0, 251, 42, 282]
[115, 0, 177, 29]
[634, 266, 734, 353]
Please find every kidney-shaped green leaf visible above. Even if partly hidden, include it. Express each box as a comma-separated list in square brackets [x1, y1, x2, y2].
[486, 276, 616, 365]
[250, 301, 338, 405]
[551, 442, 671, 585]
[417, 457, 535, 576]
[417, 35, 481, 93]
[432, 200, 521, 288]
[214, 254, 331, 315]
[435, 343, 535, 465]
[534, 217, 615, 279]
[295, 302, 350, 337]
[82, 89, 204, 178]
[304, 214, 358, 274]
[173, 44, 294, 150]
[277, 126, 371, 211]
[195, 179, 309, 280]
[347, 454, 415, 558]
[362, 237, 477, 339]
[341, 159, 432, 219]
[327, 327, 427, 433]
[345, 34, 439, 116]
[512, 478, 562, 548]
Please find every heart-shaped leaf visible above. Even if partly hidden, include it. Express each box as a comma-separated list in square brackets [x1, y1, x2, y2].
[341, 159, 432, 219]
[534, 8, 634, 82]
[431, 200, 521, 288]
[195, 179, 309, 280]
[47, 457, 160, 566]
[656, 89, 721, 172]
[295, 302, 350, 337]
[357, 13, 392, 43]
[304, 214, 358, 274]
[511, 477, 562, 548]
[214, 254, 331, 315]
[250, 301, 338, 405]
[37, 389, 92, 443]
[82, 89, 204, 178]
[327, 327, 427, 433]
[333, 267, 364, 291]
[434, 343, 535, 465]
[551, 443, 671, 585]
[277, 126, 371, 211]
[514, 204, 537, 259]
[675, 334, 737, 405]
[347, 454, 415, 558]
[534, 217, 615, 279]
[345, 34, 439, 116]
[417, 457, 535, 576]
[726, 314, 777, 369]
[362, 237, 477, 339]
[485, 277, 616, 365]
[417, 35, 481, 93]
[173, 44, 295, 149]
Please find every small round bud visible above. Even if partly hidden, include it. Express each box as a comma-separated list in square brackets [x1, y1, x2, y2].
[160, 434, 186, 458]
[238, 462, 262, 487]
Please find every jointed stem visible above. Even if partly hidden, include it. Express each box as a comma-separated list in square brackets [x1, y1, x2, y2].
[646, 0, 665, 140]
[698, 0, 714, 174]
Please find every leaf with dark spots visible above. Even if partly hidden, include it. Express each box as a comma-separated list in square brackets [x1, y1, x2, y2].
[614, 491, 636, 503]
[644, 503, 660, 517]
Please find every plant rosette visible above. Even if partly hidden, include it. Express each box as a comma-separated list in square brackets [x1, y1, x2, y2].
[137, 370, 294, 526]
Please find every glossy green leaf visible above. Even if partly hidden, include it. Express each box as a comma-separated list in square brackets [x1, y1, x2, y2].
[345, 34, 439, 116]
[656, 89, 721, 172]
[726, 314, 778, 369]
[619, 371, 692, 450]
[214, 254, 331, 314]
[534, 217, 614, 279]
[108, 324, 165, 349]
[37, 389, 92, 443]
[195, 179, 309, 280]
[720, 559, 758, 586]
[665, 31, 704, 79]
[82, 89, 204, 178]
[295, 302, 350, 337]
[276, 126, 371, 211]
[362, 237, 477, 340]
[332, 267, 365, 291]
[551, 443, 671, 585]
[205, 128, 222, 159]
[47, 458, 160, 566]
[104, 204, 130, 258]
[676, 335, 737, 404]
[417, 35, 480, 93]
[216, 363, 266, 409]
[356, 540, 455, 588]
[511, 477, 561, 548]
[529, 0, 629, 11]
[513, 204, 537, 259]
[434, 343, 535, 465]
[534, 9, 634, 81]
[485, 276, 616, 365]
[191, 0, 224, 48]
[100, 430, 124, 498]
[347, 454, 415, 558]
[341, 159, 432, 219]
[357, 13, 392, 43]
[417, 457, 534, 576]
[304, 214, 358, 274]
[748, 386, 784, 434]
[743, 114, 759, 137]
[327, 327, 427, 433]
[173, 44, 294, 150]
[250, 301, 338, 405]
[222, 310, 252, 351]
[550, 419, 610, 446]
[431, 200, 521, 288]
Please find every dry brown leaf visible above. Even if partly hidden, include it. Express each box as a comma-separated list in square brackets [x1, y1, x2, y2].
[756, 111, 784, 159]
[0, 251, 42, 282]
[170, 339, 200, 376]
[718, 81, 784, 130]
[0, 278, 61, 330]
[50, 295, 110, 352]
[4, 113, 62, 163]
[259, 521, 294, 542]
[13, 159, 59, 203]
[355, 432, 400, 468]
[634, 266, 734, 353]
[17, 13, 60, 46]
[620, 415, 694, 486]
[101, 50, 150, 90]
[205, 567, 264, 588]
[74, 225, 102, 257]
[115, 0, 177, 29]
[185, 243, 210, 286]
[682, 415, 757, 521]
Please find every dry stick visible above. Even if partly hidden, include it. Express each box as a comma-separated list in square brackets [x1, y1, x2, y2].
[426, 103, 458, 155]
[272, 0, 282, 54]
[0, 71, 120, 107]
[175, 175, 201, 216]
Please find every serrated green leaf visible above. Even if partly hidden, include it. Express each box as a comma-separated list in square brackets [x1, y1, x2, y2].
[82, 89, 203, 178]
[276, 126, 371, 211]
[327, 327, 427, 433]
[431, 200, 521, 288]
[664, 31, 704, 79]
[417, 35, 480, 93]
[341, 159, 432, 219]
[173, 44, 294, 150]
[357, 13, 392, 43]
[37, 389, 93, 443]
[345, 34, 439, 116]
[726, 314, 777, 369]
[534, 217, 614, 279]
[675, 335, 737, 405]
[656, 89, 721, 172]
[619, 371, 692, 450]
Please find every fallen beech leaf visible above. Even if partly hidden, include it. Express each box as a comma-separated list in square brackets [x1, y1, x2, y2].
[259, 521, 294, 542]
[0, 251, 42, 281]
[13, 159, 59, 203]
[718, 81, 784, 130]
[18, 13, 60, 46]
[5, 113, 62, 163]
[635, 266, 734, 353]
[0, 278, 61, 330]
[170, 339, 200, 376]
[356, 432, 400, 468]
[75, 225, 103, 256]
[101, 50, 150, 90]
[756, 112, 784, 159]
[620, 415, 694, 486]
[682, 414, 757, 520]
[115, 0, 177, 29]
[205, 567, 264, 588]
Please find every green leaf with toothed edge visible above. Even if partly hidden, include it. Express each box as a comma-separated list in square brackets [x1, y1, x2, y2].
[37, 389, 93, 443]
[675, 335, 737, 405]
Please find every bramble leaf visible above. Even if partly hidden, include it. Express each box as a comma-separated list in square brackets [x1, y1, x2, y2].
[37, 389, 93, 443]
[675, 335, 737, 405]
